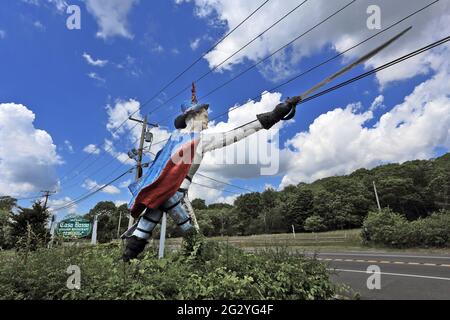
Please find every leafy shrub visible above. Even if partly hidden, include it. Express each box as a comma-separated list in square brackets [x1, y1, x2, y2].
[0, 240, 338, 300]
[410, 211, 450, 247]
[362, 209, 450, 248]
[304, 216, 327, 232]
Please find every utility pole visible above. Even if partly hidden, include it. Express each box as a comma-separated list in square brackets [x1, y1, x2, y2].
[126, 115, 159, 230]
[41, 190, 56, 211]
[373, 181, 382, 213]
[41, 190, 56, 248]
[127, 115, 148, 229]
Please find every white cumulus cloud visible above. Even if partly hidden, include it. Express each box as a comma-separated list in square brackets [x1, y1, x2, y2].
[178, 0, 450, 87]
[47, 196, 77, 215]
[82, 178, 121, 194]
[83, 144, 100, 155]
[279, 61, 450, 188]
[105, 99, 171, 158]
[199, 91, 287, 180]
[85, 0, 139, 40]
[0, 103, 62, 197]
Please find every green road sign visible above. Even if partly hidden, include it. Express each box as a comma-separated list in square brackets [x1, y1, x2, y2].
[56, 217, 92, 238]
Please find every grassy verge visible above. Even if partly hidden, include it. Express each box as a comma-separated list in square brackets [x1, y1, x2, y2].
[0, 239, 343, 300]
[160, 229, 450, 254]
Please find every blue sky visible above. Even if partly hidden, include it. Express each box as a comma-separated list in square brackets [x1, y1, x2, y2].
[1, 0, 449, 219]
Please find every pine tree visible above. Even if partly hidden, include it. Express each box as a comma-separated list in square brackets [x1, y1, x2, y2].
[9, 201, 50, 250]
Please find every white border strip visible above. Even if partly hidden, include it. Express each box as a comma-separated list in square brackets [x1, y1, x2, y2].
[330, 268, 450, 281]
[318, 253, 450, 260]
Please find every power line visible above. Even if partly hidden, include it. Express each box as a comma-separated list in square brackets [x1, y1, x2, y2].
[14, 195, 43, 201]
[191, 181, 242, 196]
[58, 122, 140, 188]
[145, 0, 312, 116]
[160, 0, 438, 125]
[49, 34, 450, 212]
[231, 34, 450, 130]
[59, 131, 159, 196]
[50, 167, 134, 213]
[61, 0, 308, 187]
[198, 0, 357, 102]
[56, 0, 272, 186]
[128, 0, 436, 144]
[56, 0, 339, 188]
[55, 2, 440, 206]
[196, 173, 255, 193]
[54, 158, 134, 210]
[136, 0, 273, 109]
[301, 35, 449, 103]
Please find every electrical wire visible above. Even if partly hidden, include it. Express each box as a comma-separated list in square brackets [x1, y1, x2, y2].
[52, 2, 442, 209]
[196, 173, 256, 193]
[56, 0, 273, 185]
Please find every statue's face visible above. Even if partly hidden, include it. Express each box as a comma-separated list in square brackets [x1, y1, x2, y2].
[185, 107, 209, 132]
[198, 108, 209, 130]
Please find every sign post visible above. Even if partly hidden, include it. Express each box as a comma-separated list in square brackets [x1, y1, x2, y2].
[91, 215, 99, 245]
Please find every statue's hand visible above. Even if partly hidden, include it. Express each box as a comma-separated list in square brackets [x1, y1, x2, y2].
[257, 96, 301, 129]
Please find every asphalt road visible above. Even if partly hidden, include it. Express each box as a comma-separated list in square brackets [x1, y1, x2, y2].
[307, 251, 450, 300]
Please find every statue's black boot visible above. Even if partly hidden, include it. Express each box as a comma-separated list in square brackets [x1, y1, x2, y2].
[122, 236, 148, 262]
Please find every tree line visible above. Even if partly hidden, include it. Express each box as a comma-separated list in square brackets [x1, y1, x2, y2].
[185, 153, 450, 237]
[1, 153, 448, 247]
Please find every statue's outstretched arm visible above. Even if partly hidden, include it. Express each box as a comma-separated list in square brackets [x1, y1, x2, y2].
[201, 98, 299, 153]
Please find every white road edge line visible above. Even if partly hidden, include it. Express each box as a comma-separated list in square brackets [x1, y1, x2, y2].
[317, 253, 450, 260]
[329, 268, 450, 281]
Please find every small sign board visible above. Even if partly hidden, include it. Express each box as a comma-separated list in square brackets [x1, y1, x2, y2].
[56, 217, 92, 238]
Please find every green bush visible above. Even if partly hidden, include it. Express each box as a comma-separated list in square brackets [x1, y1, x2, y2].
[411, 211, 450, 247]
[0, 240, 338, 300]
[362, 209, 450, 248]
[304, 216, 327, 232]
